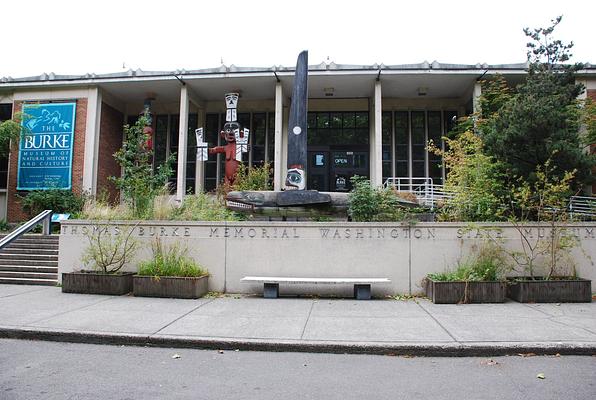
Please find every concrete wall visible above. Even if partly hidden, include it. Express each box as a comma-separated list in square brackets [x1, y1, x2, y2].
[58, 221, 596, 297]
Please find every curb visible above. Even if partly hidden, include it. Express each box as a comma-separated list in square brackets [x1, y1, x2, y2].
[1, 327, 596, 357]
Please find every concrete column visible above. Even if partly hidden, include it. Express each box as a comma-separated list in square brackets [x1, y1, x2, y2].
[195, 107, 206, 193]
[176, 86, 189, 202]
[82, 87, 102, 196]
[371, 80, 383, 187]
[472, 81, 482, 114]
[273, 82, 284, 191]
[281, 106, 289, 186]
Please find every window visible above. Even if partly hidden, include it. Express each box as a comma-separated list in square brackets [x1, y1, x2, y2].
[428, 111, 442, 183]
[384, 110, 457, 184]
[153, 113, 197, 193]
[382, 111, 392, 182]
[308, 111, 369, 146]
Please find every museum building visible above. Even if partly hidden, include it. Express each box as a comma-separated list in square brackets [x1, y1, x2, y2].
[1, 61, 595, 221]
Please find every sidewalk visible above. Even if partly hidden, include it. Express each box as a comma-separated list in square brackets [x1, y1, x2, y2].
[0, 284, 595, 356]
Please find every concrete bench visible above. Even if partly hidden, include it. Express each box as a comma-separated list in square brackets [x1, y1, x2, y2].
[240, 276, 391, 300]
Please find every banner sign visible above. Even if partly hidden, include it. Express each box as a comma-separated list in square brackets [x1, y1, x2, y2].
[17, 102, 76, 190]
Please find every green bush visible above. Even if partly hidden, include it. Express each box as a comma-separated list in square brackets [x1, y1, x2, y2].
[428, 242, 507, 282]
[429, 131, 506, 222]
[348, 176, 409, 222]
[138, 239, 207, 277]
[233, 162, 272, 191]
[0, 219, 10, 232]
[20, 189, 85, 217]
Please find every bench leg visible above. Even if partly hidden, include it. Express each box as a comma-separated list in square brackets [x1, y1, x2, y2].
[263, 283, 279, 298]
[354, 284, 371, 300]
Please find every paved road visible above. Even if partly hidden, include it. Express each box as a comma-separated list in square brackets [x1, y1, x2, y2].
[1, 339, 595, 400]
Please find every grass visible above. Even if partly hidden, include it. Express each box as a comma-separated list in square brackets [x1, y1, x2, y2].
[79, 192, 243, 222]
[171, 193, 242, 221]
[427, 243, 507, 282]
[138, 239, 208, 278]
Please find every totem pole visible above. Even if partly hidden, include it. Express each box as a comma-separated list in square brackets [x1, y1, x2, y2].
[141, 98, 154, 152]
[285, 50, 308, 190]
[195, 93, 250, 188]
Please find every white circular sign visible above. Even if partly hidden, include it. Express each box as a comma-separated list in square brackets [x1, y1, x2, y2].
[293, 126, 302, 135]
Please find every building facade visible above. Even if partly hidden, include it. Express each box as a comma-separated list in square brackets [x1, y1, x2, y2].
[1, 61, 595, 221]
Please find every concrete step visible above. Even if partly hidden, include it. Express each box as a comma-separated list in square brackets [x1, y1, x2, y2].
[0, 253, 58, 261]
[0, 265, 57, 273]
[0, 259, 58, 267]
[0, 249, 59, 256]
[10, 239, 59, 246]
[4, 242, 59, 250]
[0, 277, 57, 286]
[0, 234, 60, 286]
[1, 233, 59, 239]
[0, 271, 58, 280]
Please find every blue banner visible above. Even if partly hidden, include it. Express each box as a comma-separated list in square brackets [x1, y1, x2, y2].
[17, 102, 76, 190]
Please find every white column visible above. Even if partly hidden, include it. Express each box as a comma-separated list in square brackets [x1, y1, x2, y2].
[83, 87, 102, 196]
[176, 86, 189, 202]
[371, 80, 383, 187]
[273, 82, 284, 191]
[281, 106, 289, 186]
[472, 81, 482, 114]
[195, 107, 206, 193]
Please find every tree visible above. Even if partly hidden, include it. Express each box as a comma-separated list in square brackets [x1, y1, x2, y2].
[480, 16, 593, 191]
[429, 131, 506, 222]
[0, 112, 26, 156]
[581, 98, 596, 147]
[111, 116, 175, 218]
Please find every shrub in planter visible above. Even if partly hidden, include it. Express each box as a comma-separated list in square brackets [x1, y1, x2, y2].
[425, 243, 508, 304]
[134, 239, 209, 299]
[504, 162, 592, 302]
[62, 223, 139, 295]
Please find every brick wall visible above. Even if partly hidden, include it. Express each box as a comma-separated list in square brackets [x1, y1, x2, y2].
[7, 99, 87, 222]
[97, 102, 123, 203]
[588, 90, 596, 195]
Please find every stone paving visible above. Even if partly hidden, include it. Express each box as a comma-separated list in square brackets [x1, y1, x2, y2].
[1, 284, 595, 355]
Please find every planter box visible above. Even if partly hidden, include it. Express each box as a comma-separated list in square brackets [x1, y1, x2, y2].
[62, 271, 134, 295]
[507, 277, 592, 303]
[133, 275, 209, 299]
[425, 279, 506, 304]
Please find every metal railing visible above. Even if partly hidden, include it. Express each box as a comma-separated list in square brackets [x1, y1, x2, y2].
[384, 177, 455, 210]
[384, 180, 596, 219]
[569, 196, 596, 220]
[0, 210, 53, 251]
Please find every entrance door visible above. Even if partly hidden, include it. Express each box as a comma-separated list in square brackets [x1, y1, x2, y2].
[307, 150, 329, 191]
[330, 151, 369, 192]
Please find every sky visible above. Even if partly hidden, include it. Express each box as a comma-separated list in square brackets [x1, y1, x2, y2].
[1, 0, 594, 78]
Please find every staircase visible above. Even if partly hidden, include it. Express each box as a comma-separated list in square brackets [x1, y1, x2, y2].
[0, 234, 59, 286]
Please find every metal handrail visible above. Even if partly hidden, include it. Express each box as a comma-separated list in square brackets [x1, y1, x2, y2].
[384, 177, 456, 210]
[569, 195, 596, 220]
[0, 209, 53, 251]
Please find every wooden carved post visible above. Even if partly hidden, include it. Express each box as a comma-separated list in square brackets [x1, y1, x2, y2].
[285, 50, 308, 190]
